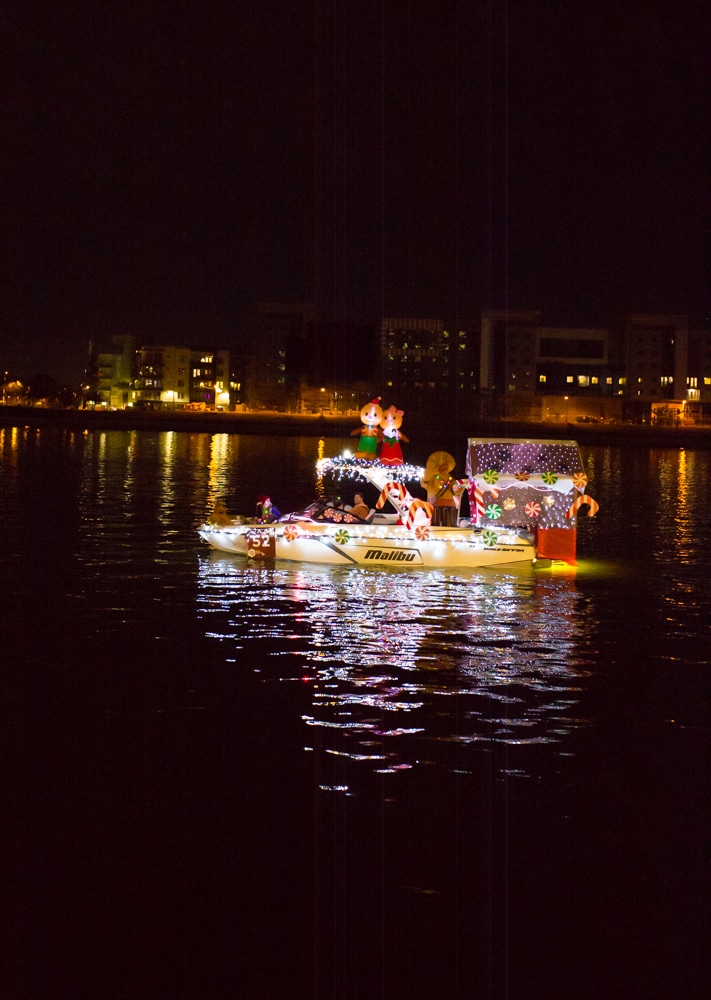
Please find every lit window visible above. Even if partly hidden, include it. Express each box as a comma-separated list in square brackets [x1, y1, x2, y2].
[578, 376, 589, 387]
[539, 374, 547, 383]
[566, 375, 574, 383]
[591, 376, 598, 384]
[606, 377, 612, 384]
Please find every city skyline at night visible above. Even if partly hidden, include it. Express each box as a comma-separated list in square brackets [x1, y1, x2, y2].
[3, 1, 708, 382]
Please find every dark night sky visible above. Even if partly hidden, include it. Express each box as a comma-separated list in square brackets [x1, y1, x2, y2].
[2, 0, 708, 382]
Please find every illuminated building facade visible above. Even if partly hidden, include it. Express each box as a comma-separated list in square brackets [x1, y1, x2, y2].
[381, 317, 454, 414]
[93, 334, 136, 409]
[625, 314, 688, 407]
[244, 303, 315, 409]
[87, 341, 233, 410]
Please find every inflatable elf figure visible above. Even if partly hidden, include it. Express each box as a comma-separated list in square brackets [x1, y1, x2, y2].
[351, 398, 383, 459]
[379, 405, 409, 466]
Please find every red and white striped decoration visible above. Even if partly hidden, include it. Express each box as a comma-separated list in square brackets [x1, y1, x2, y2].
[405, 499, 434, 530]
[473, 481, 486, 519]
[524, 501, 541, 518]
[565, 494, 599, 518]
[376, 481, 408, 510]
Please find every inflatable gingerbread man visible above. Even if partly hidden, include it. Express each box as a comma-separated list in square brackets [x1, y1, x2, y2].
[351, 398, 383, 459]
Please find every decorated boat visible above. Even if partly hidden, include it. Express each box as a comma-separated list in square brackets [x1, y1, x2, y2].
[198, 436, 598, 570]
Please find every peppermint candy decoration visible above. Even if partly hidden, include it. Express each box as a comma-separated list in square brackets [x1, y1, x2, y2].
[334, 528, 350, 545]
[284, 524, 301, 541]
[485, 503, 502, 520]
[524, 501, 541, 518]
[572, 472, 588, 490]
[514, 470, 530, 481]
[542, 471, 558, 485]
[483, 530, 498, 547]
[415, 524, 430, 540]
[483, 469, 499, 485]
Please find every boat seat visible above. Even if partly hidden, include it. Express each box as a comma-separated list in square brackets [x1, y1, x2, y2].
[370, 512, 400, 525]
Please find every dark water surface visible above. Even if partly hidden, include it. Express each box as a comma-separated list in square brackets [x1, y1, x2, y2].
[1, 427, 708, 1000]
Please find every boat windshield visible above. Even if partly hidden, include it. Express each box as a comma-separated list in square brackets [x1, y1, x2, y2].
[280, 501, 369, 524]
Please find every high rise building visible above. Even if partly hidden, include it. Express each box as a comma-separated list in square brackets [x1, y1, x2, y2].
[380, 318, 452, 414]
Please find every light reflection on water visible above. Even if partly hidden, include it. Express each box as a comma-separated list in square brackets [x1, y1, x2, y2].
[1, 426, 708, 998]
[197, 555, 596, 784]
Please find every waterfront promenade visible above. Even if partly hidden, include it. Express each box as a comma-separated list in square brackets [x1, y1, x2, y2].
[1, 404, 709, 450]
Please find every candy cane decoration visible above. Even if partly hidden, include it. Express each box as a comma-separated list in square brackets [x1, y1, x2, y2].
[405, 499, 433, 530]
[565, 494, 599, 518]
[472, 481, 486, 520]
[452, 478, 468, 509]
[376, 481, 408, 510]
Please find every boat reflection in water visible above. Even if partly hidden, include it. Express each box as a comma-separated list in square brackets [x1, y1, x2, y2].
[197, 554, 595, 788]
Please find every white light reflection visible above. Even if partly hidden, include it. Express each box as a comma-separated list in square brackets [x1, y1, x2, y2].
[206, 433, 231, 512]
[197, 557, 594, 786]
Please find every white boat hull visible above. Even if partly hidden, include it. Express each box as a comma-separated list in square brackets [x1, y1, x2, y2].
[198, 520, 535, 569]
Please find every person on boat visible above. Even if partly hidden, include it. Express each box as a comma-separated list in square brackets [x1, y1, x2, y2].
[421, 451, 459, 527]
[349, 492, 370, 520]
[256, 495, 280, 523]
[209, 501, 232, 526]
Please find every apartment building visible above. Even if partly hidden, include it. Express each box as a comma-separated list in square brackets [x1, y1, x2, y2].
[243, 303, 315, 409]
[381, 317, 453, 414]
[89, 339, 232, 409]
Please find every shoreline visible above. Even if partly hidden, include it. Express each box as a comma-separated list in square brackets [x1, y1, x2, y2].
[1, 405, 709, 451]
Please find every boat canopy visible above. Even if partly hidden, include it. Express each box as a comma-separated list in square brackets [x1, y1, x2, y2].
[466, 438, 587, 532]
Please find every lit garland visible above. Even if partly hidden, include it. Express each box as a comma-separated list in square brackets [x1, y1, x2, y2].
[317, 454, 424, 483]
